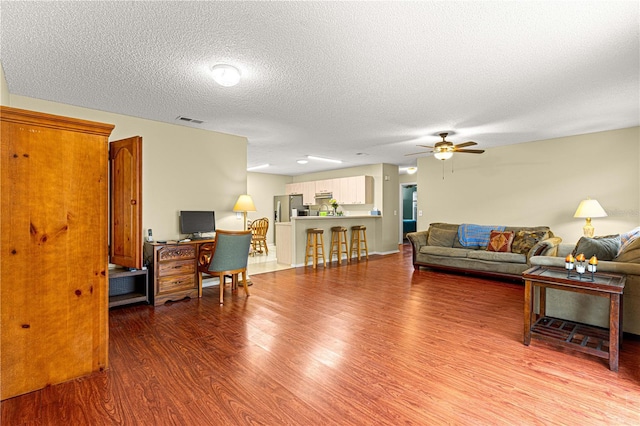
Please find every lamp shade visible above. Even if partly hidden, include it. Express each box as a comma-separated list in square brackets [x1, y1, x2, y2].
[573, 199, 607, 218]
[233, 194, 256, 212]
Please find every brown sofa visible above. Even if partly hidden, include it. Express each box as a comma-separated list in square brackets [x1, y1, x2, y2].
[407, 223, 561, 280]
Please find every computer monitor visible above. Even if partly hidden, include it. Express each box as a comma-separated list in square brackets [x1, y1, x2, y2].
[179, 211, 215, 237]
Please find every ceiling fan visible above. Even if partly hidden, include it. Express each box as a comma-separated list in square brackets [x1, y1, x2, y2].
[406, 133, 484, 160]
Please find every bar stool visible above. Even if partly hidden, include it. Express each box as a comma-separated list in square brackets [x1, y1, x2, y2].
[329, 226, 349, 265]
[305, 228, 326, 268]
[350, 225, 369, 261]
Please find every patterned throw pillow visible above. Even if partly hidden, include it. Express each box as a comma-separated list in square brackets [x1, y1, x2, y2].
[618, 227, 640, 256]
[486, 230, 515, 252]
[511, 230, 549, 255]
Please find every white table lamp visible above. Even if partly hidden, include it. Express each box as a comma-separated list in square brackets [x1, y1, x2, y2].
[233, 194, 257, 230]
[573, 198, 607, 237]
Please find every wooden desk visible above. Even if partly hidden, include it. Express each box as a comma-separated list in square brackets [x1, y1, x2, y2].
[523, 266, 626, 371]
[144, 240, 215, 306]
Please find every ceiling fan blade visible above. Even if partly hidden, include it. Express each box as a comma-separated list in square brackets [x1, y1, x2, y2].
[455, 149, 485, 154]
[416, 144, 435, 149]
[454, 141, 477, 148]
[405, 151, 431, 156]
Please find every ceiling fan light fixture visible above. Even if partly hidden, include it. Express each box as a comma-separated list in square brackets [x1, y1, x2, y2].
[211, 64, 241, 87]
[434, 150, 453, 161]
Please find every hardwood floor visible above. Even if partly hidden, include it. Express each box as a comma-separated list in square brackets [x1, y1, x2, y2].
[3, 244, 640, 425]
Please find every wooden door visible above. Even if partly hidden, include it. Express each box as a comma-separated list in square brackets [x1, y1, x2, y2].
[110, 136, 142, 269]
[1, 106, 113, 400]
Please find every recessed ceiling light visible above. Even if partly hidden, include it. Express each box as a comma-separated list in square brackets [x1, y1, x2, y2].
[296, 160, 308, 164]
[211, 64, 241, 87]
[247, 164, 269, 171]
[307, 155, 342, 164]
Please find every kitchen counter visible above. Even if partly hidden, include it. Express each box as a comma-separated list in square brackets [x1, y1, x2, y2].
[292, 215, 382, 219]
[277, 216, 383, 266]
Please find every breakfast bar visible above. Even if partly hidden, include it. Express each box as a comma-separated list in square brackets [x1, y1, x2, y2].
[275, 215, 382, 266]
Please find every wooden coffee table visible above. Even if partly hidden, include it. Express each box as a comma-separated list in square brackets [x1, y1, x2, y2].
[522, 265, 626, 371]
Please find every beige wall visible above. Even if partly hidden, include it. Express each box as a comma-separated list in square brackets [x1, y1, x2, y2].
[416, 127, 640, 244]
[247, 172, 292, 243]
[0, 63, 8, 106]
[9, 95, 248, 241]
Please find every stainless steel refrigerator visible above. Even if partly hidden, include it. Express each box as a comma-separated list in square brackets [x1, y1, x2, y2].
[273, 194, 304, 244]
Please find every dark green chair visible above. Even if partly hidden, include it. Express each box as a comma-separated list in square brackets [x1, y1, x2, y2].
[200, 229, 252, 304]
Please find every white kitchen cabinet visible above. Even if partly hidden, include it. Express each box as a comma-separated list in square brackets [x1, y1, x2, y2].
[301, 181, 316, 205]
[315, 179, 335, 194]
[290, 176, 373, 206]
[285, 182, 302, 195]
[286, 182, 315, 205]
[341, 176, 373, 204]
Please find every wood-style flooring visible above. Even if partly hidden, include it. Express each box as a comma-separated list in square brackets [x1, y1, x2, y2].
[2, 244, 640, 425]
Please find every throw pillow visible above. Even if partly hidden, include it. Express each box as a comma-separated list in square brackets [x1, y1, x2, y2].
[618, 227, 640, 256]
[572, 235, 621, 261]
[614, 236, 640, 263]
[427, 225, 458, 247]
[486, 230, 515, 252]
[511, 230, 549, 255]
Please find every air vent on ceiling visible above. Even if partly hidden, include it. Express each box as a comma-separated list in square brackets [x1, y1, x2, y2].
[176, 116, 204, 124]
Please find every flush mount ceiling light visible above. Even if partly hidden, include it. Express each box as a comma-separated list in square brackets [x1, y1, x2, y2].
[247, 164, 269, 171]
[406, 167, 417, 175]
[211, 64, 241, 87]
[307, 155, 342, 164]
[296, 159, 309, 164]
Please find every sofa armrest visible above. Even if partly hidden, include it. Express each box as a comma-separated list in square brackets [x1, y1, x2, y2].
[407, 230, 429, 268]
[407, 230, 428, 248]
[526, 237, 562, 263]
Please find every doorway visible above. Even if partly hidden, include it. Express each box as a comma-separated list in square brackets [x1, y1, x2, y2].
[399, 183, 417, 244]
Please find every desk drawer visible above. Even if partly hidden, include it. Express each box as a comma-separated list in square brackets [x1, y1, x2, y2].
[158, 259, 195, 277]
[158, 245, 195, 261]
[158, 274, 195, 293]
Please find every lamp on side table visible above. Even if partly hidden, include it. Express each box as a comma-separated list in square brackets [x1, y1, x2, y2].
[573, 198, 607, 237]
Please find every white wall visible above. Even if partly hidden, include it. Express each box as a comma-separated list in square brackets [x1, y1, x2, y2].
[9, 95, 248, 241]
[416, 127, 640, 244]
[247, 172, 292, 243]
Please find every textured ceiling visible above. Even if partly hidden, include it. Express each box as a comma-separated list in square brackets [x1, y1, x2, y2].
[1, 1, 638, 176]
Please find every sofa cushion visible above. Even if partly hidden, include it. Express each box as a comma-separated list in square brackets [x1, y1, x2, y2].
[486, 230, 515, 252]
[467, 250, 526, 264]
[614, 236, 640, 263]
[420, 246, 470, 258]
[453, 239, 481, 250]
[427, 224, 459, 247]
[572, 235, 621, 261]
[512, 230, 549, 255]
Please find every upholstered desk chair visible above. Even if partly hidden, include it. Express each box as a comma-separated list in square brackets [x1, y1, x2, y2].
[199, 229, 252, 304]
[250, 217, 269, 255]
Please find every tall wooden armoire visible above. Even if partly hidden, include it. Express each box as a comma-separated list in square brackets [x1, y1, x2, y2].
[1, 106, 114, 400]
